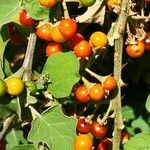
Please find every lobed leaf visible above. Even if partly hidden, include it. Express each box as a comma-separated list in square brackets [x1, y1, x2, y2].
[28, 105, 77, 150]
[42, 52, 80, 98]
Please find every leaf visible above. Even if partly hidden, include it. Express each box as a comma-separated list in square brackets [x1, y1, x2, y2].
[28, 105, 77, 150]
[22, 0, 49, 20]
[124, 133, 150, 150]
[12, 144, 38, 150]
[146, 95, 150, 112]
[0, 0, 21, 26]
[26, 90, 37, 104]
[122, 105, 135, 122]
[42, 52, 80, 98]
[131, 116, 150, 133]
[6, 129, 28, 150]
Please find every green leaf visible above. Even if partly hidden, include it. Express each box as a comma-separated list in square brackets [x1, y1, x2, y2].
[131, 116, 150, 133]
[124, 133, 150, 150]
[146, 95, 150, 112]
[122, 105, 135, 122]
[22, 0, 49, 20]
[28, 105, 77, 150]
[26, 90, 37, 104]
[42, 52, 80, 98]
[0, 97, 21, 119]
[6, 129, 28, 150]
[12, 144, 38, 150]
[0, 0, 21, 26]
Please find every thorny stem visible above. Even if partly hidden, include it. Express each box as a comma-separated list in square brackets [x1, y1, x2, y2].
[111, 0, 130, 150]
[0, 114, 16, 140]
[13, 33, 37, 80]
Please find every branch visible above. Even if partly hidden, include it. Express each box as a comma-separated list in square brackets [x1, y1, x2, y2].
[76, 0, 106, 24]
[0, 114, 16, 140]
[111, 0, 130, 150]
[100, 101, 112, 125]
[107, 0, 131, 46]
[12, 33, 37, 80]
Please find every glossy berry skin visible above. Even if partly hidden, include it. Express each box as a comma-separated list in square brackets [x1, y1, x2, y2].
[91, 121, 108, 138]
[59, 18, 77, 38]
[103, 76, 117, 91]
[143, 33, 150, 51]
[75, 85, 90, 103]
[67, 33, 84, 47]
[50, 26, 66, 43]
[39, 0, 57, 8]
[77, 118, 91, 134]
[19, 10, 35, 27]
[6, 77, 24, 96]
[89, 31, 108, 48]
[121, 131, 130, 144]
[0, 140, 6, 150]
[97, 138, 112, 150]
[74, 134, 93, 150]
[74, 40, 92, 58]
[0, 79, 6, 97]
[46, 42, 62, 56]
[89, 84, 105, 101]
[126, 41, 145, 58]
[36, 23, 52, 41]
[79, 0, 96, 7]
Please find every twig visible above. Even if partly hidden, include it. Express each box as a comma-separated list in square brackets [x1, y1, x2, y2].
[0, 114, 15, 140]
[12, 33, 37, 80]
[100, 101, 112, 125]
[111, 0, 130, 150]
[85, 68, 104, 82]
[62, 0, 69, 18]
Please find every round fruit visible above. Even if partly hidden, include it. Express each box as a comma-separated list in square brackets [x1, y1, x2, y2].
[77, 118, 91, 134]
[6, 77, 24, 96]
[121, 131, 130, 144]
[103, 76, 117, 91]
[19, 9, 35, 27]
[46, 42, 62, 56]
[107, 0, 121, 11]
[91, 121, 108, 138]
[0, 140, 6, 150]
[59, 18, 77, 38]
[74, 40, 92, 58]
[67, 33, 84, 47]
[143, 33, 150, 51]
[39, 0, 57, 8]
[79, 0, 96, 7]
[74, 134, 93, 150]
[89, 84, 105, 101]
[50, 26, 66, 43]
[75, 85, 90, 103]
[89, 31, 108, 48]
[0, 79, 6, 97]
[36, 23, 52, 41]
[126, 41, 145, 58]
[97, 138, 112, 150]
